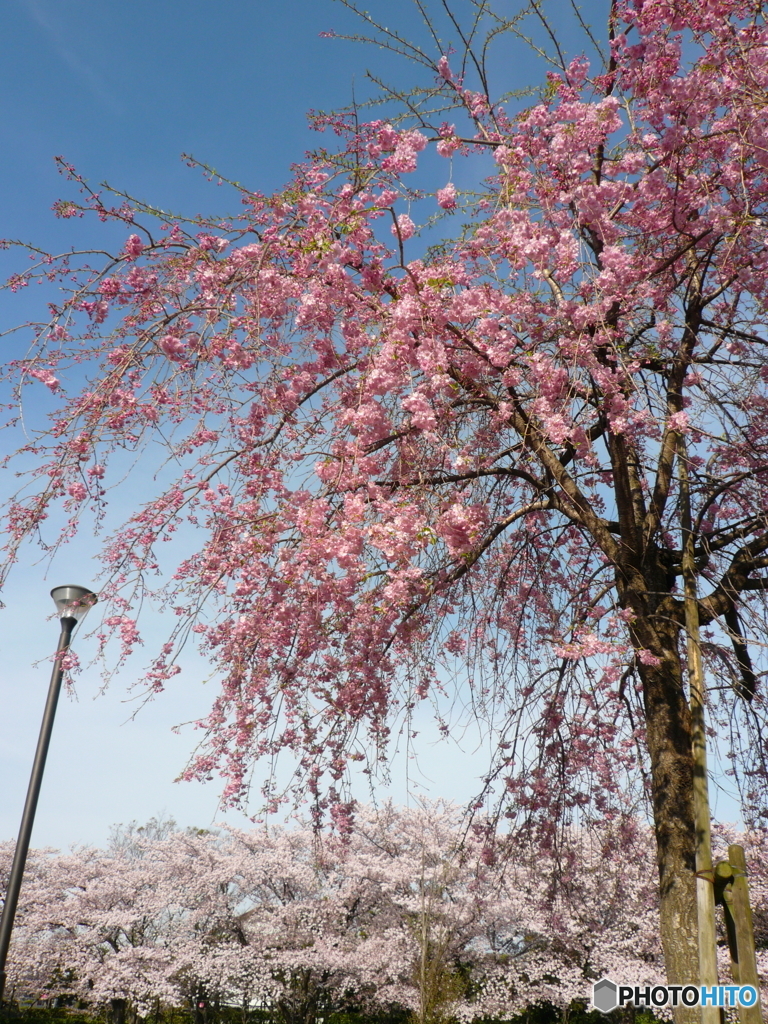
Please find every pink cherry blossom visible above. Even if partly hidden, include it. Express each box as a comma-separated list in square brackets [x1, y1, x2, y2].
[391, 213, 415, 240]
[436, 55, 453, 81]
[436, 183, 457, 209]
[66, 481, 87, 502]
[27, 367, 60, 391]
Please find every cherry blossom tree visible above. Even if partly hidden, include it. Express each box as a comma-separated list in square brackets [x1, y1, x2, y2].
[2, 0, 768, 1005]
[0, 810, 657, 1019]
[341, 801, 512, 1024]
[3, 809, 767, 1020]
[3, 815, 415, 1024]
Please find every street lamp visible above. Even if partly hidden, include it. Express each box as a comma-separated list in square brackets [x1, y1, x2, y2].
[0, 585, 97, 1003]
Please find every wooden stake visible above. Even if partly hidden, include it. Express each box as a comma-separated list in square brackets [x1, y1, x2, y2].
[715, 848, 763, 1024]
[678, 438, 721, 1024]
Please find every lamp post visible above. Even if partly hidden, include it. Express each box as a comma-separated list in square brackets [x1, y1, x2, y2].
[0, 585, 97, 1004]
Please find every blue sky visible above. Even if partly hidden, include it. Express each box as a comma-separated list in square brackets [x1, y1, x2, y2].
[0, 0, 566, 850]
[2, 0, 380, 222]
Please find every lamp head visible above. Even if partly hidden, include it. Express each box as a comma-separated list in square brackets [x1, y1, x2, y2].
[50, 585, 98, 624]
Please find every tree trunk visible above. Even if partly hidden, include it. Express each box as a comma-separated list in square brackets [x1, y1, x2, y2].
[109, 999, 128, 1024]
[635, 616, 699, 1023]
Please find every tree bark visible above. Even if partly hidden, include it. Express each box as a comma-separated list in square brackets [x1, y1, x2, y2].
[635, 616, 699, 1023]
[109, 999, 128, 1024]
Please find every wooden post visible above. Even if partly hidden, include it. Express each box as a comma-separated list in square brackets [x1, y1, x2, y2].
[714, 848, 763, 1024]
[715, 861, 739, 979]
[678, 438, 721, 1024]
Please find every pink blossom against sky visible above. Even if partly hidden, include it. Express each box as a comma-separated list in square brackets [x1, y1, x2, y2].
[0, 0, 750, 854]
[0, 0, 565, 849]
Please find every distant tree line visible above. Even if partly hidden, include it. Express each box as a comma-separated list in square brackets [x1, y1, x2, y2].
[1, 805, 765, 1024]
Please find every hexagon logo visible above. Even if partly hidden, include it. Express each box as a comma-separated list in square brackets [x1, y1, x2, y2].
[592, 978, 619, 1014]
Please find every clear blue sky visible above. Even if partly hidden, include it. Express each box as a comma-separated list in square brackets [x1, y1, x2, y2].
[0, 0, 560, 850]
